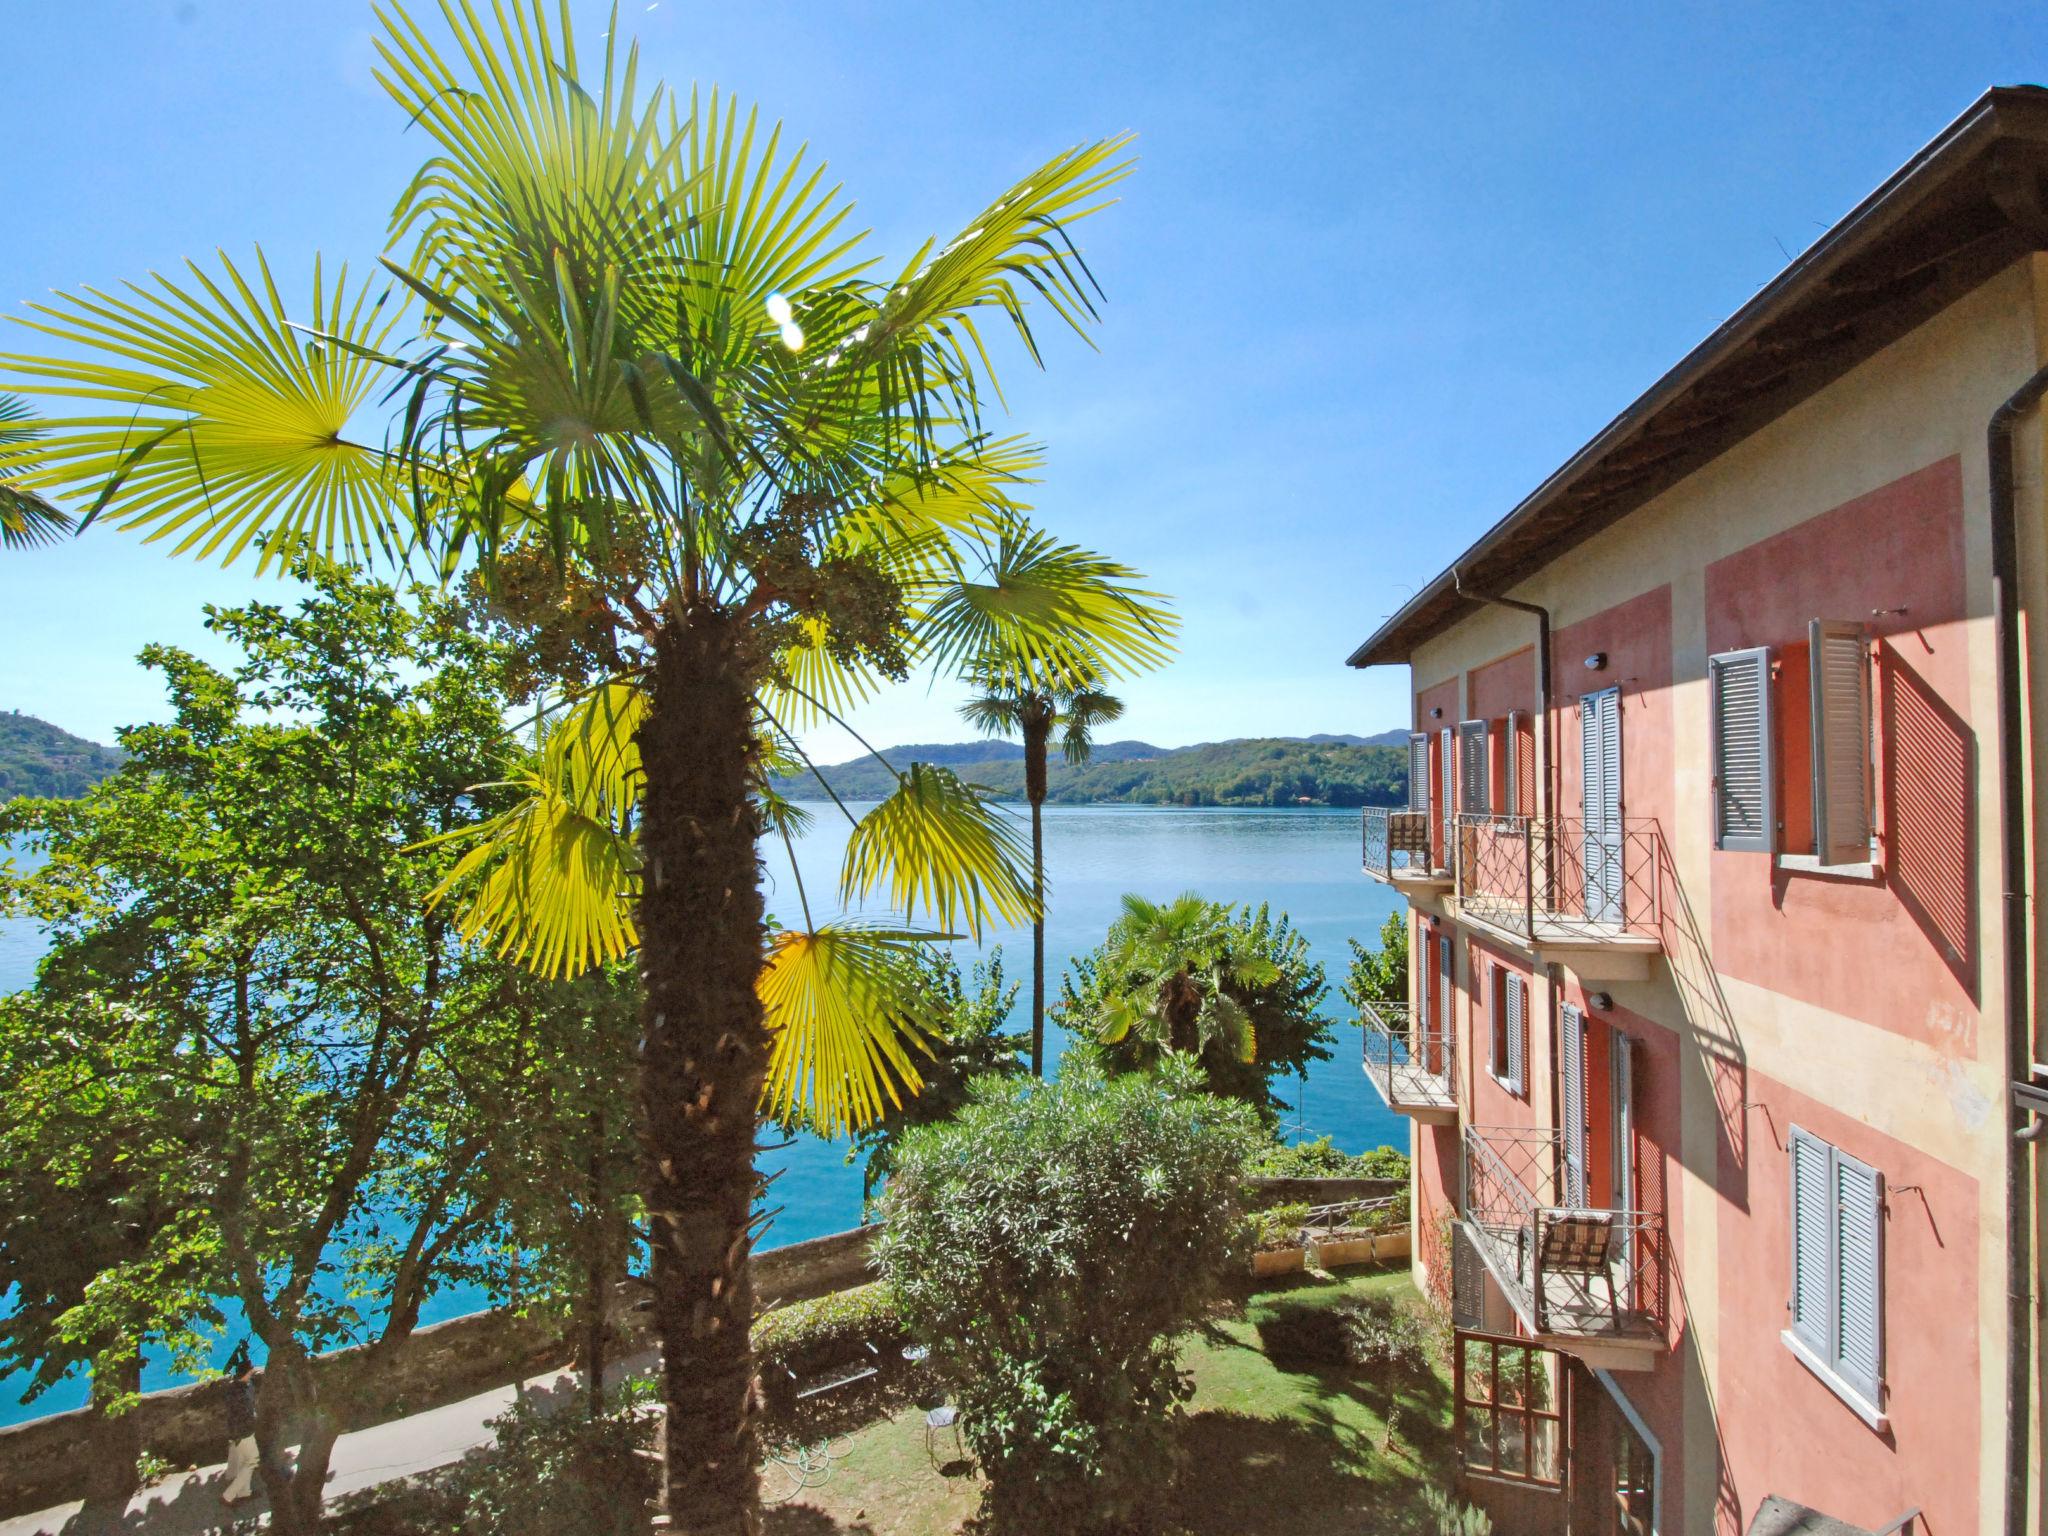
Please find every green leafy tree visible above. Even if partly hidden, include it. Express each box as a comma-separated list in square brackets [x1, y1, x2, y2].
[874, 1063, 1259, 1533]
[0, 568, 622, 1532]
[1343, 909, 1409, 1009]
[844, 949, 1026, 1199]
[1058, 893, 1334, 1120]
[961, 673, 1122, 1075]
[0, 8, 1173, 1527]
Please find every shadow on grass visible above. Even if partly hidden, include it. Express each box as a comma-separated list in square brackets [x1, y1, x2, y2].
[762, 1506, 878, 1536]
[1170, 1408, 1438, 1534]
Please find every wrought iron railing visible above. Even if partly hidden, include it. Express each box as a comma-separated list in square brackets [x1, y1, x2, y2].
[1361, 806, 1439, 882]
[1460, 1125, 1666, 1340]
[1453, 814, 1664, 941]
[1360, 998, 1455, 1110]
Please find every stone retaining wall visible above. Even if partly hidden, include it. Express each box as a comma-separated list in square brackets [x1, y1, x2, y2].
[0, 1225, 879, 1518]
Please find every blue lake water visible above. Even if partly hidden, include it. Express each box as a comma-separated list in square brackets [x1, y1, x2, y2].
[0, 805, 1401, 1425]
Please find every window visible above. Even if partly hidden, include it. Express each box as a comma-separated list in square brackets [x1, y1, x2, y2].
[1786, 1127, 1885, 1425]
[1489, 965, 1526, 1095]
[1454, 1333, 1565, 1489]
[1707, 622, 1876, 867]
[1407, 732, 1430, 814]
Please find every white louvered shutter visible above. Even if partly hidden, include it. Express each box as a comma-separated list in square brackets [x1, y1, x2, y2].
[1409, 732, 1430, 813]
[1451, 1224, 1485, 1330]
[1560, 1003, 1587, 1206]
[1833, 1149, 1884, 1402]
[1788, 1127, 1831, 1356]
[1440, 728, 1455, 851]
[1459, 720, 1489, 816]
[1809, 620, 1873, 866]
[1709, 648, 1774, 853]
[1504, 973, 1526, 1095]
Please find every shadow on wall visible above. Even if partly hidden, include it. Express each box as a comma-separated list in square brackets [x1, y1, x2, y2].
[1651, 828, 1750, 1206]
[1877, 640, 1977, 1001]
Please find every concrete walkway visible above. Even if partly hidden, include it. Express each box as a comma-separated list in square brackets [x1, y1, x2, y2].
[0, 1354, 656, 1536]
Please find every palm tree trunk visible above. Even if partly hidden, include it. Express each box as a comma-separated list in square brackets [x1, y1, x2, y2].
[580, 1105, 609, 1418]
[1031, 795, 1045, 1077]
[638, 607, 771, 1535]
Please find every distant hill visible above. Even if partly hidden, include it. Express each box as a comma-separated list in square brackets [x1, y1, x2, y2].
[0, 712, 125, 801]
[773, 734, 1409, 808]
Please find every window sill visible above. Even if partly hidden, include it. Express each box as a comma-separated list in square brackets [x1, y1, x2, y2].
[1780, 1329, 1887, 1432]
[1774, 853, 1883, 883]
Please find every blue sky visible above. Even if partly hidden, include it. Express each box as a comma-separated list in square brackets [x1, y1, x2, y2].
[3, 0, 2044, 759]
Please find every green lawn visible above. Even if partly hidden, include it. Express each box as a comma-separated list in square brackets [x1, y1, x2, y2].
[761, 1264, 1458, 1536]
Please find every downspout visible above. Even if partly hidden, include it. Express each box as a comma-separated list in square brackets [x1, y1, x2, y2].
[1988, 361, 2048, 1536]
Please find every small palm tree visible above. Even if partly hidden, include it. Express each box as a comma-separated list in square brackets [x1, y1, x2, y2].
[0, 396, 70, 551]
[1092, 892, 1278, 1065]
[960, 671, 1122, 1075]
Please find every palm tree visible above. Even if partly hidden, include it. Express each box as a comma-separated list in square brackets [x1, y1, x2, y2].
[1091, 892, 1276, 1065]
[0, 396, 71, 551]
[0, 7, 1175, 1531]
[960, 672, 1122, 1075]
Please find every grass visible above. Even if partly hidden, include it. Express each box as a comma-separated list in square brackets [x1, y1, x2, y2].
[760, 1263, 1457, 1536]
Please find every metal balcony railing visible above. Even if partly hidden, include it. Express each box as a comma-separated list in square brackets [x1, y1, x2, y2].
[1360, 998, 1456, 1115]
[1361, 806, 1442, 883]
[1460, 1125, 1666, 1343]
[1452, 814, 1664, 943]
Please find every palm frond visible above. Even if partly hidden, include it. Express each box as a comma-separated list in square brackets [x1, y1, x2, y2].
[840, 763, 1035, 939]
[0, 252, 410, 573]
[423, 764, 640, 980]
[758, 922, 939, 1136]
[0, 395, 74, 550]
[918, 526, 1178, 688]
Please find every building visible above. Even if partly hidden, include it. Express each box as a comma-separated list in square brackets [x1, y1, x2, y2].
[1348, 89, 2048, 1536]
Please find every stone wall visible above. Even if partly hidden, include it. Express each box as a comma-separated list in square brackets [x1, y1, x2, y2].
[0, 1224, 880, 1519]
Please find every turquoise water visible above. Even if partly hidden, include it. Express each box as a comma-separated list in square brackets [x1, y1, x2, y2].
[0, 805, 1401, 1425]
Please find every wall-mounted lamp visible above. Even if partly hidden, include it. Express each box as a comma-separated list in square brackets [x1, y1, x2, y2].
[1429, 706, 1443, 719]
[1584, 652, 1608, 672]
[1587, 990, 1614, 1012]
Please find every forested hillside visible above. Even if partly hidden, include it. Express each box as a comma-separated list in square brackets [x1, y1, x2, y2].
[0, 712, 124, 800]
[773, 734, 1408, 807]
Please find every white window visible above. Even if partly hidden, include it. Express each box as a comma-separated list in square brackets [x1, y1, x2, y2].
[1785, 1127, 1885, 1427]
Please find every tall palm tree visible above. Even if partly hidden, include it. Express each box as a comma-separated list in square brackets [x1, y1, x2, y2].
[960, 672, 1122, 1075]
[0, 395, 71, 551]
[0, 7, 1175, 1531]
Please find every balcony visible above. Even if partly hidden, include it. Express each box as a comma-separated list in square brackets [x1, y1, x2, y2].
[1459, 1126, 1666, 1371]
[1359, 999, 1457, 1123]
[1449, 814, 1664, 979]
[1361, 806, 1452, 891]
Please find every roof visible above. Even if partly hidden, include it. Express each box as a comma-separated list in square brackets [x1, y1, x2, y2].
[1348, 85, 2048, 670]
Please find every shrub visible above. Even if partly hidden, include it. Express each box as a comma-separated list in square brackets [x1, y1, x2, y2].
[1423, 1485, 1496, 1536]
[1250, 1134, 1409, 1182]
[1342, 1294, 1431, 1380]
[753, 1281, 902, 1375]
[876, 1060, 1260, 1534]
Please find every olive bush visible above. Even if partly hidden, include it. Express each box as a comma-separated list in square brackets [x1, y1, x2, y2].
[875, 1061, 1260, 1533]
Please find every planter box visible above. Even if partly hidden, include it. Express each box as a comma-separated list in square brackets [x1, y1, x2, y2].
[1251, 1246, 1308, 1278]
[1309, 1230, 1413, 1269]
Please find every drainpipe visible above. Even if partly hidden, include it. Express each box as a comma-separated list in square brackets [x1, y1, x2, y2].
[1987, 362, 2048, 1536]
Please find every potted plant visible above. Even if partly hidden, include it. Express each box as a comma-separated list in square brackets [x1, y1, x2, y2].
[1249, 1203, 1311, 1277]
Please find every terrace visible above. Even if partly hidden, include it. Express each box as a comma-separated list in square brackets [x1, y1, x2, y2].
[1459, 1125, 1666, 1372]
[1358, 998, 1458, 1123]
[1450, 814, 1665, 979]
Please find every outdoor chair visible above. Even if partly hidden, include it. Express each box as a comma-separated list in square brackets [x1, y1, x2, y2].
[1532, 1209, 1619, 1325]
